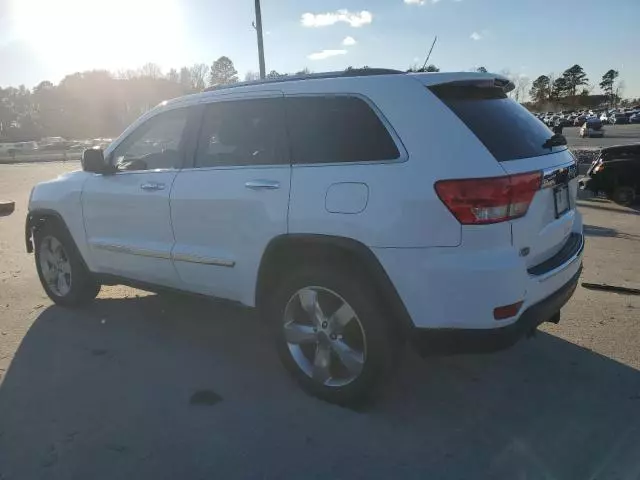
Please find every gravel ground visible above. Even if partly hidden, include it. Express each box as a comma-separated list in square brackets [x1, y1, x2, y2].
[1, 162, 639, 480]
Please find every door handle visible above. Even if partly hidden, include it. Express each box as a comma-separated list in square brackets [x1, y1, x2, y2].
[245, 180, 280, 190]
[140, 182, 166, 191]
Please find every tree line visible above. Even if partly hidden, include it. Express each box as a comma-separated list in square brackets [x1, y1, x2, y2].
[0, 58, 634, 143]
[528, 65, 625, 108]
[1, 55, 440, 142]
[0, 56, 299, 142]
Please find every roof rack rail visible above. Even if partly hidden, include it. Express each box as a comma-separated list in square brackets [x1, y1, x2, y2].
[204, 68, 404, 92]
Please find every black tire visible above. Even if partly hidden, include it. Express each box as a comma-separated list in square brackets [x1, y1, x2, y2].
[267, 263, 399, 407]
[34, 221, 100, 307]
[611, 186, 636, 206]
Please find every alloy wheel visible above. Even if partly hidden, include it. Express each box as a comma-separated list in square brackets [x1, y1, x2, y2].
[39, 235, 72, 296]
[282, 286, 367, 387]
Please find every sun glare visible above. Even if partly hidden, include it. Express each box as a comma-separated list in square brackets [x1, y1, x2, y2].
[12, 0, 185, 73]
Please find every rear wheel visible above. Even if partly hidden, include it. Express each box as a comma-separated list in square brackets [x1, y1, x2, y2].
[612, 186, 636, 206]
[268, 264, 398, 407]
[34, 221, 100, 306]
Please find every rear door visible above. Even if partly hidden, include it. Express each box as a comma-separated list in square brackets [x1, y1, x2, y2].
[169, 93, 290, 305]
[430, 82, 580, 268]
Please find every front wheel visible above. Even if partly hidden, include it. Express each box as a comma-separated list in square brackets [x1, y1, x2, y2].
[268, 264, 398, 407]
[34, 221, 100, 307]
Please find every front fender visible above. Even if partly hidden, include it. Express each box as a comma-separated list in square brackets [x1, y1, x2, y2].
[27, 170, 94, 270]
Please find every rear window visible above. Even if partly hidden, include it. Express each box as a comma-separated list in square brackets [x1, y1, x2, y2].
[430, 85, 566, 162]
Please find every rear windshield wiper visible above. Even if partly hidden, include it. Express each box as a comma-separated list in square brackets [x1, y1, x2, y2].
[542, 133, 567, 150]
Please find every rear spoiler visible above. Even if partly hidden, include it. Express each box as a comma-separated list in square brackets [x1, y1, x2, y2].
[409, 72, 515, 93]
[434, 78, 515, 94]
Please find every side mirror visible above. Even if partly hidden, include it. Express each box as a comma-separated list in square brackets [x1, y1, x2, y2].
[82, 148, 110, 173]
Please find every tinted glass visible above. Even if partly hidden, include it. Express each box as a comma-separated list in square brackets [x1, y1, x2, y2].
[430, 85, 566, 162]
[195, 98, 287, 168]
[285, 96, 400, 164]
[112, 108, 189, 171]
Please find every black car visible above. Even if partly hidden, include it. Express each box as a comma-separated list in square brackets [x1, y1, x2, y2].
[610, 113, 630, 125]
[580, 144, 640, 205]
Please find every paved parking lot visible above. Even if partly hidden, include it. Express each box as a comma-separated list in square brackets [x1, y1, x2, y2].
[1, 162, 640, 479]
[564, 122, 640, 149]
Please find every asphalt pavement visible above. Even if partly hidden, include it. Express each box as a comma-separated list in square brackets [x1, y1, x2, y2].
[562, 122, 640, 149]
[1, 163, 639, 479]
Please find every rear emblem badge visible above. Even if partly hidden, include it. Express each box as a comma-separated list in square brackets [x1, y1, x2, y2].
[519, 247, 530, 257]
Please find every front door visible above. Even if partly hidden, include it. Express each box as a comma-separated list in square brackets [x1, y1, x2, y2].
[82, 106, 193, 287]
[170, 94, 290, 305]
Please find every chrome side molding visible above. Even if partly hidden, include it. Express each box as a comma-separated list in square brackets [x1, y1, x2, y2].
[172, 252, 235, 267]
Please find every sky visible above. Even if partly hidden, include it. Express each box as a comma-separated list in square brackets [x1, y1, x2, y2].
[1, 0, 639, 97]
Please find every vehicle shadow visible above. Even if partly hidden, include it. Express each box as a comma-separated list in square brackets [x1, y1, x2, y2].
[583, 224, 620, 237]
[1, 294, 640, 479]
[577, 199, 640, 215]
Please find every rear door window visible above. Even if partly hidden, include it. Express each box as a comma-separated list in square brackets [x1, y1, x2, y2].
[285, 96, 400, 164]
[195, 98, 288, 168]
[430, 84, 566, 162]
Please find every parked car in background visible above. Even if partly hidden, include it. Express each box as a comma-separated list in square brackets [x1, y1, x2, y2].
[629, 112, 640, 124]
[0, 141, 38, 156]
[600, 113, 610, 124]
[547, 115, 562, 127]
[611, 113, 630, 125]
[580, 143, 640, 205]
[580, 118, 604, 138]
[24, 69, 584, 406]
[574, 115, 588, 126]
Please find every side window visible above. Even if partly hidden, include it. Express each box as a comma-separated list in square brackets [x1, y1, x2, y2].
[195, 98, 287, 168]
[285, 96, 400, 164]
[112, 108, 189, 171]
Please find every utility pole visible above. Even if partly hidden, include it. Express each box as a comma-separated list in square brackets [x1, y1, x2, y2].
[254, 0, 266, 79]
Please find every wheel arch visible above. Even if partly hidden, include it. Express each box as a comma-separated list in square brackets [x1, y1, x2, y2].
[25, 209, 90, 271]
[255, 234, 414, 336]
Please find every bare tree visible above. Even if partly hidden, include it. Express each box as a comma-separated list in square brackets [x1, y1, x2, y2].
[166, 68, 179, 83]
[514, 76, 531, 102]
[615, 80, 626, 107]
[139, 63, 163, 79]
[501, 70, 530, 102]
[179, 67, 192, 92]
[189, 63, 209, 91]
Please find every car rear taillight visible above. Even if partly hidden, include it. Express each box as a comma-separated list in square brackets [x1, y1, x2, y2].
[435, 171, 542, 225]
[593, 163, 604, 173]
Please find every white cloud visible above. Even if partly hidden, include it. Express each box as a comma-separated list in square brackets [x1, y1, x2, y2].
[470, 31, 482, 41]
[342, 36, 356, 46]
[307, 49, 348, 60]
[301, 10, 373, 28]
[404, 0, 442, 4]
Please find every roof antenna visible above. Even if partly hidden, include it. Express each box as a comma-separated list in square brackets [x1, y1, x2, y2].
[421, 36, 438, 71]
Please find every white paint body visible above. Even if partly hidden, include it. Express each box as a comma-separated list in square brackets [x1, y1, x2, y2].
[28, 71, 583, 331]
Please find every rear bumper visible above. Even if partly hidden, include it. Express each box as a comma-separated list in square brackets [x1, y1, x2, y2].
[411, 265, 582, 355]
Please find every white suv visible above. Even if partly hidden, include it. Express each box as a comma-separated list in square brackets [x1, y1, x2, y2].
[26, 69, 583, 406]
